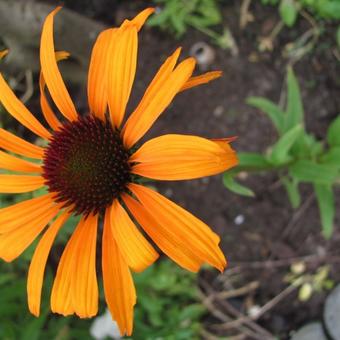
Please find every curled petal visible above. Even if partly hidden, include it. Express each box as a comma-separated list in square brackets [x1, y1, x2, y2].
[103, 210, 136, 335]
[40, 7, 78, 121]
[130, 134, 238, 180]
[123, 54, 195, 149]
[28, 210, 71, 316]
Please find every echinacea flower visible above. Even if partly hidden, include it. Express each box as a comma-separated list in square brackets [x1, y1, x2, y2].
[0, 7, 238, 336]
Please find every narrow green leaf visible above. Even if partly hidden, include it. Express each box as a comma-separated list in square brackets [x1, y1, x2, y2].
[320, 147, 340, 168]
[327, 115, 340, 147]
[285, 67, 304, 131]
[223, 174, 255, 197]
[290, 160, 338, 184]
[269, 124, 303, 164]
[247, 96, 285, 134]
[282, 177, 301, 209]
[314, 183, 335, 239]
[238, 152, 272, 170]
[279, 0, 298, 27]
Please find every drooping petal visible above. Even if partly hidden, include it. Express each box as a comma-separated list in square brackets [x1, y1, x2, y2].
[0, 74, 51, 140]
[180, 71, 222, 92]
[125, 184, 227, 272]
[71, 214, 99, 318]
[108, 26, 138, 128]
[123, 194, 202, 272]
[40, 7, 78, 122]
[122, 8, 155, 31]
[122, 57, 195, 148]
[51, 217, 84, 316]
[130, 134, 238, 180]
[28, 210, 70, 316]
[0, 151, 42, 173]
[0, 193, 55, 234]
[109, 200, 158, 272]
[39, 51, 69, 130]
[87, 29, 116, 120]
[0, 50, 8, 59]
[0, 175, 45, 193]
[0, 201, 60, 262]
[102, 210, 136, 336]
[0, 128, 44, 159]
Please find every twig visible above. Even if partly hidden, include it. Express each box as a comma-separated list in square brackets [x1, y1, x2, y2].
[252, 283, 297, 319]
[20, 70, 33, 104]
[200, 280, 275, 339]
[213, 283, 297, 332]
[281, 193, 315, 239]
[208, 281, 259, 301]
[240, 0, 252, 29]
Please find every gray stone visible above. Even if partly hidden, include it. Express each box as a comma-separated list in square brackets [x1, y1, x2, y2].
[324, 284, 340, 340]
[291, 322, 327, 340]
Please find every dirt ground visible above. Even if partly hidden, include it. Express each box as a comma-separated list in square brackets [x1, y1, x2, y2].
[4, 0, 340, 338]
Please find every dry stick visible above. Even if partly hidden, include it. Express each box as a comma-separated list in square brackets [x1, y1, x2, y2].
[281, 193, 315, 240]
[211, 281, 259, 300]
[215, 283, 298, 332]
[239, 0, 252, 29]
[200, 280, 275, 340]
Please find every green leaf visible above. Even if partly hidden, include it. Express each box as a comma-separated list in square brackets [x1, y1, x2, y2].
[247, 96, 285, 134]
[327, 115, 340, 147]
[223, 174, 255, 197]
[238, 152, 272, 170]
[285, 67, 304, 131]
[279, 0, 298, 27]
[337, 26, 340, 47]
[269, 124, 303, 164]
[290, 160, 338, 184]
[314, 183, 335, 239]
[282, 177, 301, 208]
[320, 147, 340, 168]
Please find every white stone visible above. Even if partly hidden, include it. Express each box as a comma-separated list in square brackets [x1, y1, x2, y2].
[90, 309, 121, 340]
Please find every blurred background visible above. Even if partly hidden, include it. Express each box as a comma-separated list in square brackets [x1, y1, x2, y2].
[0, 0, 339, 339]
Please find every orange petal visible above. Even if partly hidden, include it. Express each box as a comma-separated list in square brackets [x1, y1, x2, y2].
[102, 210, 136, 336]
[180, 71, 222, 92]
[122, 8, 155, 31]
[122, 57, 195, 148]
[126, 184, 227, 272]
[130, 134, 238, 180]
[0, 128, 44, 159]
[0, 74, 51, 140]
[0, 193, 55, 234]
[51, 217, 84, 316]
[109, 201, 158, 272]
[28, 210, 70, 316]
[87, 29, 116, 120]
[0, 151, 42, 173]
[0, 50, 9, 59]
[39, 51, 69, 130]
[0, 175, 45, 193]
[40, 7, 78, 122]
[123, 194, 202, 272]
[71, 214, 99, 318]
[108, 26, 137, 128]
[0, 201, 60, 262]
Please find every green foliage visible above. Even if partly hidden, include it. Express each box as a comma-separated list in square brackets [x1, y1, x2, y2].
[223, 67, 340, 238]
[148, 0, 230, 48]
[0, 254, 205, 339]
[262, 0, 340, 25]
[133, 260, 205, 339]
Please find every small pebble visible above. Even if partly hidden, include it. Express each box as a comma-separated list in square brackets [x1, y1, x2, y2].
[234, 214, 245, 225]
[213, 105, 224, 117]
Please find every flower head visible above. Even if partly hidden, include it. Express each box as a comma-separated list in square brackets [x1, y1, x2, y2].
[0, 7, 238, 336]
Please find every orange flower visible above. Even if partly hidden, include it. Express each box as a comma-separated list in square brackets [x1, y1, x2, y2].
[0, 7, 238, 336]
